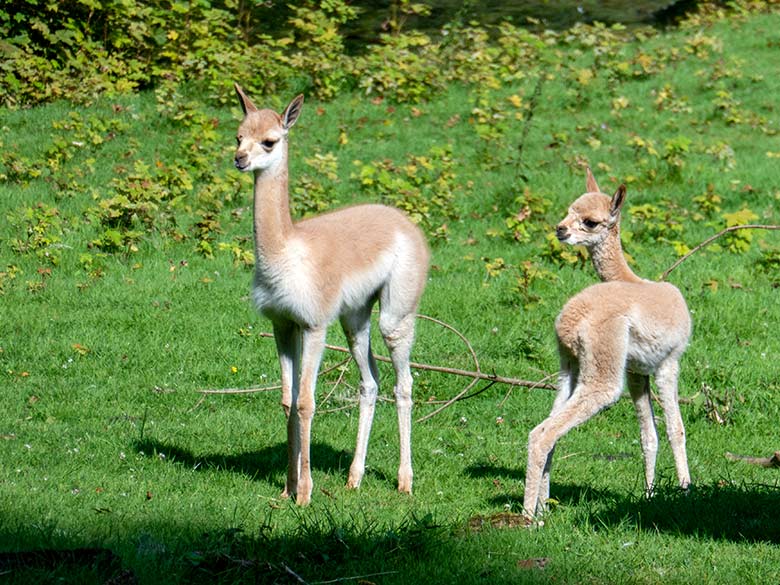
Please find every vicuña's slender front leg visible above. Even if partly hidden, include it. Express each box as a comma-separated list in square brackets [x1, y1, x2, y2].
[341, 306, 380, 490]
[273, 321, 300, 420]
[525, 383, 622, 516]
[274, 321, 301, 499]
[294, 326, 327, 505]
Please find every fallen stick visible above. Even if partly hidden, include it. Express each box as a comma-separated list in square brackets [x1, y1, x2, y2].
[498, 371, 557, 408]
[725, 451, 780, 468]
[198, 333, 554, 396]
[253, 331, 554, 391]
[319, 355, 353, 406]
[661, 224, 780, 281]
[282, 563, 309, 585]
[198, 357, 351, 395]
[417, 313, 481, 373]
[310, 570, 399, 585]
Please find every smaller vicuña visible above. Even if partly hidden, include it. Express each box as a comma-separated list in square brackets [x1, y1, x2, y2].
[523, 168, 692, 519]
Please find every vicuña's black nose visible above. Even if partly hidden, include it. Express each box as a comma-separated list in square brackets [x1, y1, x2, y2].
[234, 154, 248, 169]
[556, 225, 568, 241]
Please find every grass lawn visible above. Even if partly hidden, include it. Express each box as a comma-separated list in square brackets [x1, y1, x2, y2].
[1, 8, 780, 584]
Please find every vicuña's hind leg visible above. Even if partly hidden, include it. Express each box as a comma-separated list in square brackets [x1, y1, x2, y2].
[627, 372, 659, 495]
[379, 310, 417, 494]
[655, 357, 691, 489]
[341, 305, 380, 490]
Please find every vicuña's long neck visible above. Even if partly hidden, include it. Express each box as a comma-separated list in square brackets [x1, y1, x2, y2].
[589, 227, 643, 283]
[252, 156, 294, 263]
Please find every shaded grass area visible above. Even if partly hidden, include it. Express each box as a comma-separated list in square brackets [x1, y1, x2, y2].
[601, 481, 780, 544]
[2, 480, 780, 583]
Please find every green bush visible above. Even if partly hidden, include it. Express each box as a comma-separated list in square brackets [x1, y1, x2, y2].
[352, 144, 461, 241]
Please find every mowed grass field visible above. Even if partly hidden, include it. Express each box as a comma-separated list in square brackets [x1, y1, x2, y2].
[1, 8, 780, 584]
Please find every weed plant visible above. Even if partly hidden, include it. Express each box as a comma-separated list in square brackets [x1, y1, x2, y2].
[2, 4, 780, 584]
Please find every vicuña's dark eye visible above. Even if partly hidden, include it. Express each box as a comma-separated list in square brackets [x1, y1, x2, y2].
[236, 136, 242, 145]
[261, 139, 277, 149]
[583, 219, 599, 229]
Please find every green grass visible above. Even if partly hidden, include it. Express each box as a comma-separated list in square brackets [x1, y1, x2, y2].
[2, 10, 780, 585]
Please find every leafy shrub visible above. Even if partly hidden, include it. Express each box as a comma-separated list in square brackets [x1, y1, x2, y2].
[512, 260, 557, 308]
[292, 151, 341, 217]
[0, 150, 43, 184]
[501, 188, 552, 244]
[663, 135, 692, 177]
[354, 32, 445, 103]
[439, 22, 500, 90]
[693, 184, 723, 219]
[628, 202, 684, 242]
[352, 145, 460, 240]
[541, 233, 588, 268]
[756, 246, 780, 275]
[493, 21, 549, 81]
[0, 0, 156, 106]
[7, 203, 66, 266]
[0, 0, 300, 107]
[192, 211, 222, 259]
[0, 265, 21, 295]
[86, 159, 190, 253]
[282, 1, 359, 99]
[468, 90, 531, 167]
[3, 0, 780, 109]
[722, 208, 760, 253]
[218, 237, 254, 268]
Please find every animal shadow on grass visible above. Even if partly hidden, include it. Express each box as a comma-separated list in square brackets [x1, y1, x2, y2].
[133, 438, 391, 488]
[465, 460, 620, 512]
[0, 548, 128, 584]
[465, 460, 780, 543]
[595, 480, 780, 544]
[0, 499, 455, 585]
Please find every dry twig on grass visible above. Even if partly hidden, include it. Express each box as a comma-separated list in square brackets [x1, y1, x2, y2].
[198, 357, 351, 395]
[310, 570, 399, 584]
[282, 563, 309, 585]
[661, 224, 780, 281]
[725, 451, 780, 468]
[196, 315, 555, 423]
[319, 356, 353, 407]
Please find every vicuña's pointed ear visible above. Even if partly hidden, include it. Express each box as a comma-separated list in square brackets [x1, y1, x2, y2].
[234, 83, 257, 115]
[610, 184, 627, 217]
[282, 95, 304, 130]
[586, 167, 601, 193]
